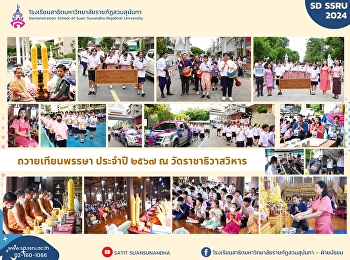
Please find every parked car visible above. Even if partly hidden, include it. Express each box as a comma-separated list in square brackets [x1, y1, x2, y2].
[145, 49, 154, 78]
[145, 120, 191, 147]
[119, 128, 142, 147]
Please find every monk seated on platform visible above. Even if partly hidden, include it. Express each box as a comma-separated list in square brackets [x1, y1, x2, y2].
[143, 206, 167, 232]
[7, 190, 32, 234]
[37, 189, 51, 218]
[31, 188, 46, 223]
[23, 187, 36, 228]
[2, 192, 17, 234]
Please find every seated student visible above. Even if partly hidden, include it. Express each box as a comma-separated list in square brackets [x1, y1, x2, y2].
[97, 204, 108, 220]
[239, 197, 254, 228]
[247, 205, 259, 234]
[290, 195, 309, 233]
[184, 191, 193, 208]
[3, 192, 17, 234]
[202, 200, 222, 230]
[8, 190, 31, 233]
[233, 190, 243, 208]
[186, 197, 206, 224]
[222, 195, 234, 222]
[221, 203, 242, 234]
[307, 152, 323, 175]
[87, 211, 100, 226]
[172, 196, 189, 220]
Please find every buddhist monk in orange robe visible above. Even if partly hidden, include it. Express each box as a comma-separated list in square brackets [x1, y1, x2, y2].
[31, 188, 46, 223]
[144, 206, 166, 232]
[2, 192, 17, 234]
[8, 190, 31, 234]
[37, 189, 51, 217]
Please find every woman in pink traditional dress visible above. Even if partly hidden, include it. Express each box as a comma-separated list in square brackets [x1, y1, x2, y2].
[10, 108, 38, 148]
[293, 180, 334, 234]
[319, 60, 332, 97]
[331, 60, 343, 99]
[264, 63, 274, 96]
[9, 66, 35, 102]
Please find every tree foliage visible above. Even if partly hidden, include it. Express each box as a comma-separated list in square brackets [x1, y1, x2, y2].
[156, 37, 172, 57]
[190, 46, 204, 57]
[304, 37, 343, 62]
[78, 37, 94, 48]
[157, 109, 175, 122]
[99, 37, 114, 52]
[254, 37, 299, 62]
[144, 104, 168, 118]
[179, 108, 209, 121]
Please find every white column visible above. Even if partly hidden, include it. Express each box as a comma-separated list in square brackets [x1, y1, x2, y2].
[21, 37, 25, 63]
[16, 37, 21, 64]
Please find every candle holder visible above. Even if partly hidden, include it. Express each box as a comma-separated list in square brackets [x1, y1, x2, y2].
[129, 222, 137, 230]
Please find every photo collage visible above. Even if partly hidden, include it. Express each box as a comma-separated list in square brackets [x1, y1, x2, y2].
[4, 36, 346, 235]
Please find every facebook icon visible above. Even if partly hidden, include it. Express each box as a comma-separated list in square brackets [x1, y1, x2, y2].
[201, 247, 212, 257]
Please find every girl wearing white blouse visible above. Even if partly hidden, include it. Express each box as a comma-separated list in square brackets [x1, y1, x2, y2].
[309, 63, 320, 95]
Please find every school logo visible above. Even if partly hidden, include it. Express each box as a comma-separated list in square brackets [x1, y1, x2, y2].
[10, 4, 25, 28]
[201, 247, 212, 257]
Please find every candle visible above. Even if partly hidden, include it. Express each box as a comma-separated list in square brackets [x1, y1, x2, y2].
[41, 44, 49, 87]
[68, 179, 75, 211]
[344, 184, 347, 194]
[130, 195, 135, 226]
[31, 45, 38, 87]
[135, 194, 140, 222]
[276, 184, 281, 199]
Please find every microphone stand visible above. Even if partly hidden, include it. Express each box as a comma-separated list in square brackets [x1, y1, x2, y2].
[54, 198, 63, 209]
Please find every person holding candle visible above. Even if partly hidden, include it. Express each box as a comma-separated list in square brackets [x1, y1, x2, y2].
[10, 108, 38, 148]
[9, 66, 35, 102]
[293, 180, 334, 234]
[78, 111, 88, 143]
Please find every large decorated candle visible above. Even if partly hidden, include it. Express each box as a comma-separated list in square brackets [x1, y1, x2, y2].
[135, 194, 140, 221]
[41, 44, 49, 87]
[68, 179, 75, 211]
[275, 183, 281, 199]
[344, 184, 347, 194]
[130, 195, 135, 226]
[31, 45, 38, 87]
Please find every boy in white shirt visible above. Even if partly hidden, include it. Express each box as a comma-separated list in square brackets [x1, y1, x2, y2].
[258, 124, 269, 147]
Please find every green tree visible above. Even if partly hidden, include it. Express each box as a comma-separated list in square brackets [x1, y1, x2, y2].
[156, 37, 172, 57]
[99, 37, 114, 52]
[180, 108, 209, 121]
[144, 104, 168, 118]
[256, 105, 268, 114]
[139, 38, 145, 52]
[304, 38, 324, 62]
[324, 37, 344, 61]
[78, 37, 94, 48]
[190, 46, 204, 57]
[157, 109, 175, 122]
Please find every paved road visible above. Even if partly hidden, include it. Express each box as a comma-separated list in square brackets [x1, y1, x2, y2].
[156, 69, 251, 102]
[143, 133, 210, 148]
[108, 136, 140, 148]
[253, 81, 344, 103]
[77, 65, 154, 102]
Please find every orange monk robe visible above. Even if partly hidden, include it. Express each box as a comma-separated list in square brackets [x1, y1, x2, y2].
[8, 203, 31, 233]
[247, 214, 259, 234]
[45, 199, 53, 213]
[29, 199, 46, 223]
[37, 198, 50, 216]
[148, 211, 166, 226]
[24, 201, 34, 228]
[2, 206, 10, 233]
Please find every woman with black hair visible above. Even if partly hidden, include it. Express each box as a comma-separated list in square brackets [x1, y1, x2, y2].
[10, 108, 38, 147]
[50, 64, 73, 101]
[265, 156, 277, 175]
[293, 180, 334, 234]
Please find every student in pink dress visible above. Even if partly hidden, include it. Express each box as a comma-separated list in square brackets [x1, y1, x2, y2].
[264, 63, 274, 96]
[221, 203, 242, 234]
[319, 60, 332, 97]
[10, 108, 38, 148]
[293, 180, 334, 234]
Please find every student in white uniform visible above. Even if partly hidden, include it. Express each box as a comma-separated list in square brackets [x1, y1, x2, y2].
[235, 123, 245, 147]
[88, 111, 98, 139]
[119, 52, 132, 89]
[258, 124, 269, 147]
[105, 51, 119, 89]
[309, 63, 320, 95]
[225, 124, 232, 146]
[72, 112, 79, 140]
[133, 51, 147, 96]
[245, 124, 254, 147]
[274, 62, 285, 95]
[87, 48, 101, 95]
[336, 151, 344, 174]
[78, 112, 88, 143]
[253, 124, 260, 146]
[199, 124, 205, 141]
[268, 125, 275, 147]
[326, 156, 334, 175]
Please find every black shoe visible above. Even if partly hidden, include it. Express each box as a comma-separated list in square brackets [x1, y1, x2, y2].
[212, 87, 214, 91]
[161, 93, 165, 98]
[257, 93, 260, 97]
[167, 92, 174, 95]
[92, 91, 96, 95]
[201, 95, 205, 98]
[180, 93, 184, 96]
[216, 87, 218, 90]
[186, 92, 189, 95]
[207, 95, 211, 99]
[142, 93, 145, 97]
[88, 91, 92, 95]
[82, 73, 86, 76]
[192, 87, 195, 90]
[260, 93, 264, 96]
